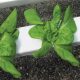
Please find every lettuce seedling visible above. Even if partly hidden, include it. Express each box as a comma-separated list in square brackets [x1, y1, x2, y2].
[0, 9, 21, 78]
[24, 4, 80, 67]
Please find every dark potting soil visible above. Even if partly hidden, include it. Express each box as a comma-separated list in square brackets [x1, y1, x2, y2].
[0, 0, 80, 80]
[0, 45, 80, 80]
[0, 0, 80, 27]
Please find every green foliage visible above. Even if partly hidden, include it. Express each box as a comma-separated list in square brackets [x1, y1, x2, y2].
[24, 4, 80, 67]
[12, 29, 19, 40]
[0, 9, 21, 78]
[61, 6, 77, 33]
[54, 44, 79, 67]
[51, 4, 61, 33]
[29, 25, 44, 39]
[0, 9, 17, 34]
[0, 57, 21, 78]
[0, 32, 16, 56]
[32, 41, 52, 58]
[24, 9, 43, 25]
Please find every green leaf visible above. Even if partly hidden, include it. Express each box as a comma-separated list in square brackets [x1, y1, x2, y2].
[43, 21, 52, 42]
[32, 41, 52, 58]
[62, 6, 76, 33]
[12, 29, 19, 40]
[51, 4, 61, 32]
[0, 32, 16, 56]
[44, 21, 51, 32]
[0, 8, 21, 78]
[46, 31, 52, 42]
[55, 6, 77, 45]
[0, 57, 21, 78]
[24, 9, 43, 25]
[54, 45, 80, 66]
[55, 26, 74, 44]
[0, 9, 17, 34]
[1, 56, 13, 62]
[29, 25, 44, 39]
[53, 4, 61, 20]
[51, 32, 58, 43]
[61, 44, 72, 52]
[63, 6, 72, 23]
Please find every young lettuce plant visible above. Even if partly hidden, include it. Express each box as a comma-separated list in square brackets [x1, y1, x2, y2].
[24, 4, 80, 67]
[0, 9, 21, 78]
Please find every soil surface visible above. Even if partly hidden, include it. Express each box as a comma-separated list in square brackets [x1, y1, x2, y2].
[0, 0, 80, 80]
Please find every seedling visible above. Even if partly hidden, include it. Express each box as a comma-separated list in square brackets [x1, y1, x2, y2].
[0, 9, 21, 78]
[24, 4, 80, 67]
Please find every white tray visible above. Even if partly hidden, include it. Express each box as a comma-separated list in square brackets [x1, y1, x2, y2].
[16, 17, 80, 56]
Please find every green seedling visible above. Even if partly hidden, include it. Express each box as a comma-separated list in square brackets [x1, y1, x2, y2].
[24, 4, 80, 67]
[0, 9, 21, 78]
